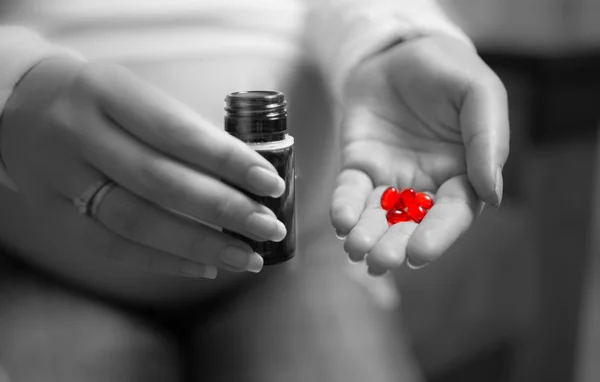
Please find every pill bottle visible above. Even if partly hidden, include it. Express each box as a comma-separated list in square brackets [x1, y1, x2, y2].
[224, 90, 296, 265]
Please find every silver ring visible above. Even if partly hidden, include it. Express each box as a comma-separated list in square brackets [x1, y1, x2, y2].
[73, 178, 115, 217]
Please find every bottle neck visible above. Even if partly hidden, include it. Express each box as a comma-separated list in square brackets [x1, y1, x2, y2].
[225, 117, 286, 143]
[224, 90, 287, 143]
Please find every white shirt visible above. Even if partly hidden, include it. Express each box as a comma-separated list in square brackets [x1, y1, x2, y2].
[0, 0, 472, 190]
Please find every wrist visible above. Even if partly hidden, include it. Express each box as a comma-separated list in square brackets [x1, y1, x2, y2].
[3, 57, 86, 121]
[331, 8, 475, 106]
[341, 32, 477, 107]
[0, 57, 86, 190]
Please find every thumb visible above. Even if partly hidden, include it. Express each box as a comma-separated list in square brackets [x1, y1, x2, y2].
[460, 76, 510, 208]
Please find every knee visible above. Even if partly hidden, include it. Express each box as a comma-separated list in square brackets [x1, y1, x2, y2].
[0, 270, 180, 382]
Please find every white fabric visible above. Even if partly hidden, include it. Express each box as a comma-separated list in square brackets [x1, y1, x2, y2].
[305, 0, 475, 101]
[0, 0, 471, 190]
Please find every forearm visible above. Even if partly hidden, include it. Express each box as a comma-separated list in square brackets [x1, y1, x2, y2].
[304, 0, 474, 102]
[0, 26, 83, 190]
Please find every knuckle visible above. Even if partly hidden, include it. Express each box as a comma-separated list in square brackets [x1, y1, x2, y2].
[211, 194, 238, 225]
[215, 146, 238, 174]
[136, 159, 178, 204]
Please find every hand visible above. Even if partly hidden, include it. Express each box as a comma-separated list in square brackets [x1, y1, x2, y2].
[0, 57, 288, 279]
[331, 34, 510, 274]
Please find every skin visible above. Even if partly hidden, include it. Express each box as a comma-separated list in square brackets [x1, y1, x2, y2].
[1, 57, 288, 283]
[330, 34, 510, 274]
[0, 24, 510, 382]
[0, 33, 509, 304]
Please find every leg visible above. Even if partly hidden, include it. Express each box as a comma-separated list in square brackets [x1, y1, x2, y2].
[0, 255, 181, 382]
[187, 222, 424, 382]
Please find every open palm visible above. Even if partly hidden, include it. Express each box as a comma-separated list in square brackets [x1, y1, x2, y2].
[331, 34, 509, 274]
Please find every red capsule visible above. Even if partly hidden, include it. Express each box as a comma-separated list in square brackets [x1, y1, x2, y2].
[395, 197, 405, 210]
[414, 192, 433, 210]
[380, 187, 400, 210]
[407, 203, 426, 223]
[397, 188, 415, 210]
[386, 209, 410, 226]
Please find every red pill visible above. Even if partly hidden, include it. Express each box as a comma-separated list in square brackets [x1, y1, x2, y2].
[396, 188, 416, 210]
[386, 209, 410, 226]
[407, 203, 426, 223]
[380, 187, 399, 210]
[395, 198, 405, 210]
[414, 192, 433, 210]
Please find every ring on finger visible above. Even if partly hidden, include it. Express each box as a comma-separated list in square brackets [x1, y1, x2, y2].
[73, 178, 116, 218]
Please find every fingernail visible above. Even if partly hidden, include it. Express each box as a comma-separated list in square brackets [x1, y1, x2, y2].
[367, 266, 387, 277]
[406, 257, 428, 270]
[347, 253, 367, 264]
[493, 167, 503, 209]
[220, 247, 263, 273]
[335, 230, 348, 240]
[246, 212, 287, 242]
[247, 166, 285, 198]
[348, 253, 365, 263]
[181, 263, 217, 279]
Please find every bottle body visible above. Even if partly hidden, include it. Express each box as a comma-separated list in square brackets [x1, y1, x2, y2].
[223, 91, 296, 265]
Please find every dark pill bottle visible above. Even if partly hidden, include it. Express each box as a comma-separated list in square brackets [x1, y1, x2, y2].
[224, 90, 296, 265]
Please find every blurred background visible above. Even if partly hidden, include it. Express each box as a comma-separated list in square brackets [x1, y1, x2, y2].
[398, 1, 600, 382]
[1, 1, 600, 382]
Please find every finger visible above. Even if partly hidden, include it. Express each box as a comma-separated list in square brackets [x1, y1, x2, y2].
[79, 117, 286, 243]
[461, 75, 510, 208]
[67, 200, 219, 279]
[343, 187, 389, 262]
[331, 169, 373, 236]
[366, 220, 419, 270]
[93, 65, 285, 198]
[101, 240, 218, 279]
[93, 185, 264, 273]
[407, 175, 483, 267]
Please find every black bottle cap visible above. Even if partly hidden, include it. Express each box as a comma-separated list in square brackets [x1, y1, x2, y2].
[225, 90, 287, 142]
